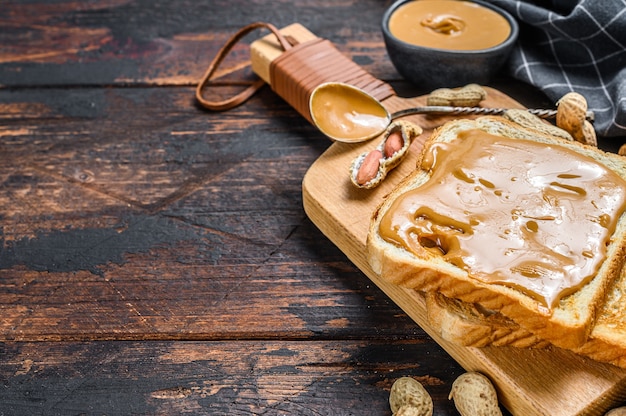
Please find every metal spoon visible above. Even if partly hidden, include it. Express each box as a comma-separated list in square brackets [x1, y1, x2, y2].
[308, 82, 594, 143]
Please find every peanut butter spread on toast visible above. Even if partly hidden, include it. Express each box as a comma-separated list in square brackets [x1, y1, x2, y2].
[379, 129, 626, 309]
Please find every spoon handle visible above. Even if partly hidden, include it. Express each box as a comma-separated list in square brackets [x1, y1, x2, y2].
[390, 106, 595, 122]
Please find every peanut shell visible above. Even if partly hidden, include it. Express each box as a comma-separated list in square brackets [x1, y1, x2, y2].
[449, 372, 502, 416]
[427, 84, 487, 107]
[350, 120, 422, 189]
[395, 404, 429, 416]
[389, 377, 433, 416]
[606, 407, 626, 416]
[581, 120, 598, 147]
[556, 92, 588, 142]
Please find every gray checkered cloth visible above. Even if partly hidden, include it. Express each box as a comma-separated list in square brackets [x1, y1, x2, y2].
[485, 0, 626, 138]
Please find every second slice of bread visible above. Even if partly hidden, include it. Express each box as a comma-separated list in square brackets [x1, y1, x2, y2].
[367, 116, 626, 349]
[426, 264, 626, 369]
[424, 291, 551, 349]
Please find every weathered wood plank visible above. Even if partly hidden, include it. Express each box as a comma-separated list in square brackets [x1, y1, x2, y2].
[0, 217, 435, 341]
[0, 86, 426, 341]
[0, 340, 466, 415]
[1, 1, 622, 413]
[0, 0, 397, 87]
[0, 86, 314, 211]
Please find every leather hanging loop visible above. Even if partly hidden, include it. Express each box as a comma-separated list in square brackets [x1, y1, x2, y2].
[195, 22, 292, 111]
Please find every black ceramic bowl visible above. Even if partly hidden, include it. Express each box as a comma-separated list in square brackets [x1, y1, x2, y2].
[382, 0, 519, 90]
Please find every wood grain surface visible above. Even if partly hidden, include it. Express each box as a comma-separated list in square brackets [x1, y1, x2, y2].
[1, 1, 625, 415]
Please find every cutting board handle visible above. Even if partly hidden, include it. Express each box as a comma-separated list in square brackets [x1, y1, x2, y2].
[198, 22, 396, 125]
[268, 37, 395, 123]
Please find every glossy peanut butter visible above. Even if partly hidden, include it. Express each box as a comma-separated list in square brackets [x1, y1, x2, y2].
[310, 83, 389, 141]
[389, 0, 511, 50]
[379, 129, 626, 309]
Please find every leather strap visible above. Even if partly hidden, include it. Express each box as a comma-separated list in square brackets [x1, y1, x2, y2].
[195, 22, 292, 111]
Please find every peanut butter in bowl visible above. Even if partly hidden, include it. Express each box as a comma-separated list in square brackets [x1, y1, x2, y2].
[388, 0, 511, 51]
[381, 0, 519, 89]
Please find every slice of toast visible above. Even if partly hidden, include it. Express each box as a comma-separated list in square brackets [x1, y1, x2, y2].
[573, 265, 626, 368]
[424, 291, 550, 349]
[426, 264, 626, 369]
[367, 116, 626, 349]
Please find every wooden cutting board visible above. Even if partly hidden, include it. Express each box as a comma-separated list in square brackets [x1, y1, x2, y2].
[301, 98, 626, 416]
[251, 24, 626, 415]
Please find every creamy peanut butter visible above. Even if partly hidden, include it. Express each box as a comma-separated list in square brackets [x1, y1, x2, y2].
[379, 129, 626, 309]
[388, 0, 511, 50]
[310, 83, 389, 141]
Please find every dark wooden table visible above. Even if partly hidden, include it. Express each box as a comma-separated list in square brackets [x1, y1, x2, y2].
[1, 1, 624, 415]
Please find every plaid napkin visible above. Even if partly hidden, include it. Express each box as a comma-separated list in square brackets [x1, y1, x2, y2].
[484, 0, 626, 138]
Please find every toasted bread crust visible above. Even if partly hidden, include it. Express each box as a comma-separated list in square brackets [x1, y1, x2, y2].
[425, 291, 550, 348]
[426, 265, 626, 368]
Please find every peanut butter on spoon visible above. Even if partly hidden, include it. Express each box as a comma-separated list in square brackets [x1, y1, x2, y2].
[308, 82, 588, 143]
